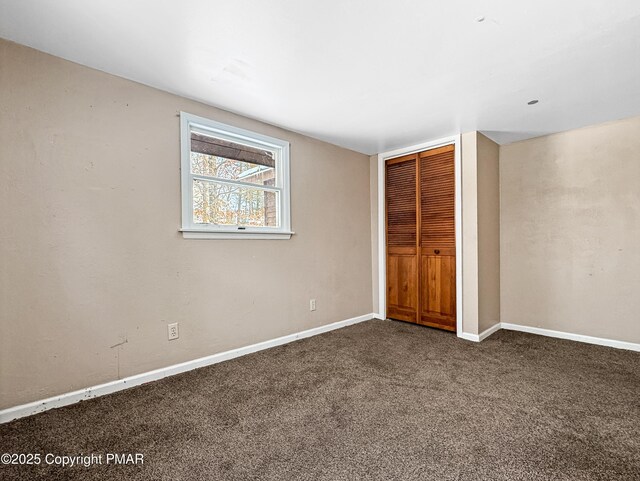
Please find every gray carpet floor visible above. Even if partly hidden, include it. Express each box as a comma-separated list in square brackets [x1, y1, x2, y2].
[1, 319, 639, 480]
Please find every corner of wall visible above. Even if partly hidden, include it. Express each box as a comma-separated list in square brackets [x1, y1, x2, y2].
[459, 132, 502, 337]
[370, 154, 380, 316]
[476, 133, 501, 333]
[460, 132, 480, 335]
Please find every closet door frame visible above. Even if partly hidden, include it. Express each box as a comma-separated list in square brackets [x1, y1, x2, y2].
[377, 135, 463, 337]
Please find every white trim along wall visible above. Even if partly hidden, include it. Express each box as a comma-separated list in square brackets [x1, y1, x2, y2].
[376, 135, 463, 336]
[464, 322, 640, 352]
[4, 315, 639, 424]
[0, 313, 375, 424]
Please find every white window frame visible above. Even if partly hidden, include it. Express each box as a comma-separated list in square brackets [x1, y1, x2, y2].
[180, 112, 293, 239]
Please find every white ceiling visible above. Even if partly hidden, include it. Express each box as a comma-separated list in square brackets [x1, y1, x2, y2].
[1, 1, 639, 155]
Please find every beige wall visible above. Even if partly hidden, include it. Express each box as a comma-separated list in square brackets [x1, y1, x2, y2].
[477, 133, 500, 332]
[461, 132, 480, 334]
[500, 116, 640, 344]
[0, 40, 373, 409]
[369, 155, 379, 316]
[461, 132, 501, 335]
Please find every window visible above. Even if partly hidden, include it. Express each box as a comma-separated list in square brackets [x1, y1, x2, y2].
[180, 112, 292, 239]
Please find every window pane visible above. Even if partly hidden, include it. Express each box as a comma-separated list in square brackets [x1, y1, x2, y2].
[193, 179, 278, 227]
[191, 152, 276, 187]
[190, 132, 276, 187]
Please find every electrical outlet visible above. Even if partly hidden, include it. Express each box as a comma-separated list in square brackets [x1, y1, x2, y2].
[310, 299, 316, 311]
[167, 322, 179, 341]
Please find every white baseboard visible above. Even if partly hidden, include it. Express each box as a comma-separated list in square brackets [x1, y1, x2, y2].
[458, 332, 480, 342]
[500, 322, 640, 352]
[458, 321, 640, 352]
[458, 322, 501, 342]
[479, 322, 502, 341]
[0, 313, 375, 424]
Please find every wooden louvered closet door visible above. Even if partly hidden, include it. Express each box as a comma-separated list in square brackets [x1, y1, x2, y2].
[419, 145, 456, 331]
[386, 145, 456, 332]
[385, 153, 419, 323]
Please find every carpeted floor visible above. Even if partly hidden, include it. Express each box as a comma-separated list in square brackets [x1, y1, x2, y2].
[1, 320, 639, 480]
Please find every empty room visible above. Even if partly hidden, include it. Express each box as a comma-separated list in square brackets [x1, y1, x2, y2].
[1, 1, 639, 480]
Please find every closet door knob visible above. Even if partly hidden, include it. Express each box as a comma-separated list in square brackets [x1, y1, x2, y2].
[434, 249, 440, 255]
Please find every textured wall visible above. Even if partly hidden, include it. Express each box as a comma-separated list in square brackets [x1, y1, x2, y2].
[461, 131, 501, 336]
[369, 155, 379, 316]
[0, 40, 373, 408]
[477, 133, 500, 332]
[461, 132, 479, 334]
[500, 116, 640, 343]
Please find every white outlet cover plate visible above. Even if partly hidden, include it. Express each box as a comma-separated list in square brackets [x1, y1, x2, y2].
[168, 323, 179, 340]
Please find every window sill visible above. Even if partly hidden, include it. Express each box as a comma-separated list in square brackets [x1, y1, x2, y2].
[180, 229, 294, 240]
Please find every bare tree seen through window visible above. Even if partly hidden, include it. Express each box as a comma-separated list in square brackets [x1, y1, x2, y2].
[191, 152, 277, 226]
